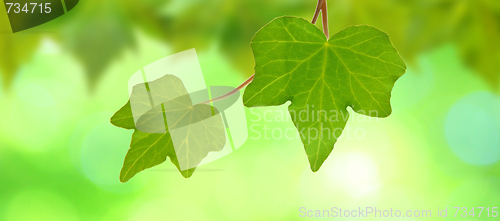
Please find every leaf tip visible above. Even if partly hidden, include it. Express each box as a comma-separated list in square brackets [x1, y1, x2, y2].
[309, 161, 323, 172]
[119, 168, 133, 183]
[119, 175, 130, 183]
[181, 170, 193, 179]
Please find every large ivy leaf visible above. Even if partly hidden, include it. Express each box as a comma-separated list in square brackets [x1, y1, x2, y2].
[111, 74, 225, 182]
[243, 16, 406, 171]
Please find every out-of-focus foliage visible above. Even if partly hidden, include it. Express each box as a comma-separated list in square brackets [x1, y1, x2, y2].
[0, 0, 499, 90]
[63, 8, 134, 87]
[0, 0, 309, 88]
[0, 34, 40, 90]
[0, 12, 40, 90]
[124, 0, 311, 76]
[331, 0, 500, 89]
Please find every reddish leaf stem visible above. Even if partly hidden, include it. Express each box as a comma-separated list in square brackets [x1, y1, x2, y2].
[199, 74, 254, 104]
[321, 0, 329, 37]
[311, 0, 325, 24]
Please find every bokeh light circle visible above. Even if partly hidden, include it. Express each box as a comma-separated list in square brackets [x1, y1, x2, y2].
[79, 118, 144, 192]
[445, 91, 500, 165]
[326, 151, 381, 198]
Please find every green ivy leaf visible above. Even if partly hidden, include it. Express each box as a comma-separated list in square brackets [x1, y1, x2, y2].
[111, 74, 226, 182]
[243, 16, 406, 171]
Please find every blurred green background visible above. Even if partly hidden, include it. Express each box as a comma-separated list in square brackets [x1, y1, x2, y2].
[0, 0, 500, 220]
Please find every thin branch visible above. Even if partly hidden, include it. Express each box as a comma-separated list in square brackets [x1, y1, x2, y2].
[311, 0, 325, 24]
[321, 0, 329, 37]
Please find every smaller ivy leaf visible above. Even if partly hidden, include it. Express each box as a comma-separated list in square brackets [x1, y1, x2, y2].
[243, 16, 406, 172]
[111, 74, 226, 182]
[110, 101, 135, 130]
[122, 130, 195, 182]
